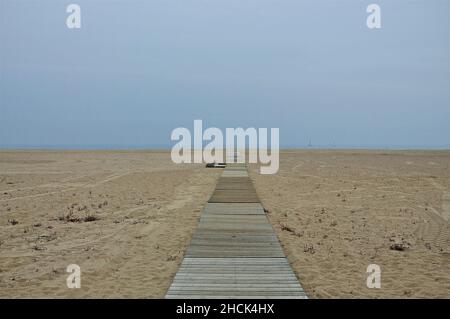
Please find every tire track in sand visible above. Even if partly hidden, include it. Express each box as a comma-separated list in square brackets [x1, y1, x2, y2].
[415, 179, 450, 252]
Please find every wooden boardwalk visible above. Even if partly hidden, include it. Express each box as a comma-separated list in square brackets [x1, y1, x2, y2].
[165, 164, 307, 299]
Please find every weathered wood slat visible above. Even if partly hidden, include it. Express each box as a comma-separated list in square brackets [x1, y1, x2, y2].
[221, 172, 249, 177]
[166, 295, 308, 299]
[167, 293, 306, 297]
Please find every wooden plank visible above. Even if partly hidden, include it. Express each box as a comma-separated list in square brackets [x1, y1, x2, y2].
[209, 191, 260, 203]
[210, 190, 257, 196]
[167, 293, 306, 297]
[166, 295, 308, 299]
[184, 252, 285, 258]
[203, 203, 265, 215]
[221, 172, 249, 177]
[176, 269, 295, 273]
[214, 184, 254, 189]
[217, 177, 252, 182]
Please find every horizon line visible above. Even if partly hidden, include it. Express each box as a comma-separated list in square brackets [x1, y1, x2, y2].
[1, 145, 450, 152]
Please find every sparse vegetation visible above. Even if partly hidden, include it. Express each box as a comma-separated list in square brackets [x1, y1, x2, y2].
[58, 211, 81, 223]
[32, 245, 46, 251]
[304, 243, 316, 254]
[280, 222, 303, 237]
[8, 219, 19, 225]
[83, 214, 100, 222]
[56, 201, 104, 223]
[280, 223, 294, 233]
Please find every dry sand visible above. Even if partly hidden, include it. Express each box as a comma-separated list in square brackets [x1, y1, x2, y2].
[250, 150, 450, 298]
[0, 150, 220, 298]
[1, 150, 449, 298]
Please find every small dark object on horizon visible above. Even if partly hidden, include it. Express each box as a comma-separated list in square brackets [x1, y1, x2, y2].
[206, 162, 226, 168]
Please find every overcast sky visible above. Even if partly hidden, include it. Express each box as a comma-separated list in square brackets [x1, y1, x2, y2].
[1, 0, 449, 148]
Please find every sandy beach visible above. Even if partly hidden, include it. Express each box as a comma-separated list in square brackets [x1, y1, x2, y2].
[0, 150, 220, 298]
[251, 150, 450, 298]
[1, 150, 449, 298]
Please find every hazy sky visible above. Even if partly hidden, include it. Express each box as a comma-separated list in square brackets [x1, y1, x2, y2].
[1, 0, 449, 148]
